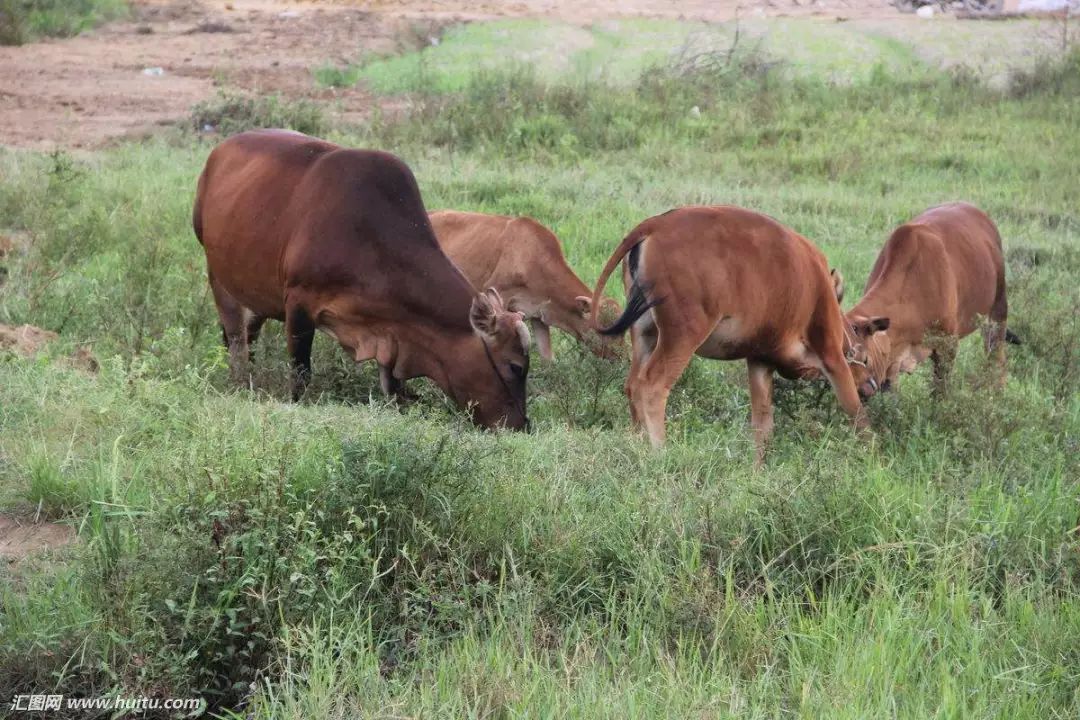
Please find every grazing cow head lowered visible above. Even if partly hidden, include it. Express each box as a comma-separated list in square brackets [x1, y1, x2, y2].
[843, 315, 891, 400]
[429, 210, 623, 362]
[467, 288, 531, 430]
[192, 130, 534, 431]
[842, 203, 1014, 400]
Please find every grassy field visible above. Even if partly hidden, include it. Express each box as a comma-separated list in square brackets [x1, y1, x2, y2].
[352, 15, 1056, 92]
[2, 17, 1080, 719]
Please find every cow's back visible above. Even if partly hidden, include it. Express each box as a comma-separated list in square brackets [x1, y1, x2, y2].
[914, 202, 1003, 318]
[865, 203, 1002, 331]
[638, 206, 833, 333]
[195, 130, 340, 318]
[429, 210, 510, 288]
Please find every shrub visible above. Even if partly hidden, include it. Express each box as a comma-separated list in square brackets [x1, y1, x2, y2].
[313, 63, 362, 89]
[191, 91, 326, 137]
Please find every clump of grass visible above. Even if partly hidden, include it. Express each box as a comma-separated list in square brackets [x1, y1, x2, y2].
[0, 0, 127, 45]
[1008, 46, 1080, 99]
[190, 90, 326, 137]
[313, 62, 362, 89]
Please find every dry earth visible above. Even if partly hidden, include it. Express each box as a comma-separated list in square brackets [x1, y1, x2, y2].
[0, 514, 75, 561]
[0, 0, 903, 150]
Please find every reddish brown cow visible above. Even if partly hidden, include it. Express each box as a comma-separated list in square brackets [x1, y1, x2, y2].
[591, 206, 868, 463]
[843, 202, 1015, 399]
[429, 210, 617, 360]
[193, 130, 530, 430]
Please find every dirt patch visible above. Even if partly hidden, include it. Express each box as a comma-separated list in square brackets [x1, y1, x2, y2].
[0, 514, 76, 561]
[0, 0, 905, 151]
[350, 0, 901, 22]
[0, 0, 420, 150]
[0, 322, 99, 371]
[0, 323, 58, 355]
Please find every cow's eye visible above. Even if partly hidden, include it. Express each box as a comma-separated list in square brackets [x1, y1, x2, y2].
[509, 362, 526, 378]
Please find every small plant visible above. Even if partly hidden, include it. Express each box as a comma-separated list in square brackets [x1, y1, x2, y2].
[191, 91, 326, 137]
[313, 63, 362, 89]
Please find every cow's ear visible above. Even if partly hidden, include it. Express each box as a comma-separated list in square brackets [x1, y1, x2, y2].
[574, 295, 592, 317]
[470, 292, 499, 337]
[869, 316, 890, 334]
[830, 268, 844, 304]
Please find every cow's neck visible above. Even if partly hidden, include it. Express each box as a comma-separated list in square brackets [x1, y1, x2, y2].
[390, 324, 474, 389]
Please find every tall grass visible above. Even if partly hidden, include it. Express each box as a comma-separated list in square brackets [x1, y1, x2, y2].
[1, 41, 1079, 717]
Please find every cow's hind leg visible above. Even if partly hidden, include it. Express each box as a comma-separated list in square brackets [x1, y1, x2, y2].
[983, 283, 1009, 389]
[625, 313, 658, 431]
[209, 273, 253, 386]
[747, 360, 775, 468]
[285, 302, 316, 401]
[245, 314, 268, 365]
[631, 311, 712, 449]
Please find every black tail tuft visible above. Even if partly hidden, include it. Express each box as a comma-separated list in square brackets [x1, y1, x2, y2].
[598, 278, 663, 337]
[1005, 328, 1022, 346]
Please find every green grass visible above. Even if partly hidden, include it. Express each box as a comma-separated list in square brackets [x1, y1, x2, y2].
[355, 16, 1060, 94]
[2, 23, 1080, 718]
[313, 62, 364, 89]
[0, 0, 127, 46]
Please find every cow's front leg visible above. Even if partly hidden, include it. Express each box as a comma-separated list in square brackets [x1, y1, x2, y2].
[930, 336, 958, 398]
[747, 360, 775, 468]
[821, 347, 871, 435]
[285, 302, 315, 401]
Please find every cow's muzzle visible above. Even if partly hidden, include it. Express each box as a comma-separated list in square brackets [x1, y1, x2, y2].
[858, 377, 879, 402]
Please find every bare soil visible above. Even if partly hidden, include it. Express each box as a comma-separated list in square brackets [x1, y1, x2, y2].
[0, 322, 100, 370]
[0, 514, 75, 561]
[0, 322, 58, 355]
[0, 0, 904, 150]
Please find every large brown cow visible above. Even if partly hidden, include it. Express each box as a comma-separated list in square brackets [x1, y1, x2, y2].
[842, 202, 1014, 399]
[590, 206, 868, 463]
[429, 210, 617, 360]
[193, 130, 530, 430]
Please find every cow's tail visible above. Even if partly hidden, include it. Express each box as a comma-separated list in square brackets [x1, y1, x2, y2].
[1005, 328, 1022, 345]
[192, 167, 208, 246]
[590, 229, 663, 337]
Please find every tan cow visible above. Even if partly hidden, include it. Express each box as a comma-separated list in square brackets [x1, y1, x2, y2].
[842, 202, 1015, 399]
[590, 206, 868, 463]
[193, 130, 531, 430]
[429, 210, 617, 360]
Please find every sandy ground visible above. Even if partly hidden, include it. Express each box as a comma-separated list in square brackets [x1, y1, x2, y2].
[0, 514, 75, 561]
[0, 0, 422, 149]
[0, 0, 905, 150]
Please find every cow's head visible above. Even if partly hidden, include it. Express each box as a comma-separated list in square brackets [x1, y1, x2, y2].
[468, 288, 531, 430]
[844, 314, 891, 401]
